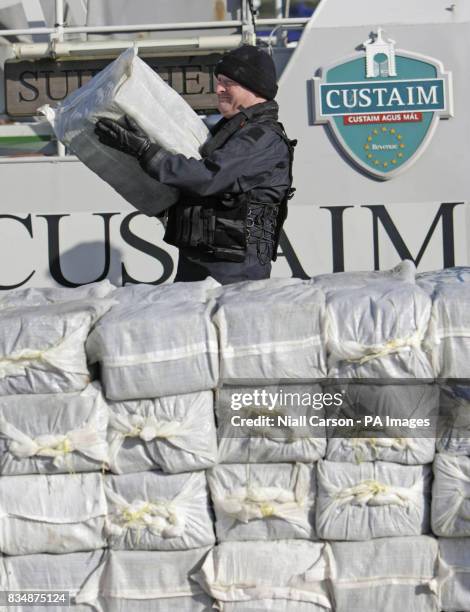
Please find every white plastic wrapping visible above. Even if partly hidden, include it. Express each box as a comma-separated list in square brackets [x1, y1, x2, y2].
[437, 384, 470, 455]
[0, 280, 115, 309]
[0, 383, 108, 475]
[325, 383, 438, 465]
[86, 280, 219, 400]
[439, 538, 470, 612]
[327, 437, 436, 466]
[0, 551, 106, 612]
[208, 463, 316, 541]
[105, 471, 215, 550]
[41, 47, 208, 214]
[325, 282, 433, 378]
[213, 278, 326, 380]
[425, 280, 470, 377]
[107, 390, 217, 474]
[0, 298, 113, 395]
[216, 384, 326, 464]
[417, 266, 470, 294]
[76, 548, 213, 612]
[194, 540, 331, 611]
[0, 473, 107, 555]
[312, 260, 416, 292]
[328, 536, 440, 612]
[316, 460, 431, 540]
[432, 454, 470, 537]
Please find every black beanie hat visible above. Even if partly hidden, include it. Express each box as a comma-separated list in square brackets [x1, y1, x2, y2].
[215, 45, 278, 100]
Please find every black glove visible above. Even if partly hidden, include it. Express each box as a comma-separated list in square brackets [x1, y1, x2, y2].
[94, 115, 151, 159]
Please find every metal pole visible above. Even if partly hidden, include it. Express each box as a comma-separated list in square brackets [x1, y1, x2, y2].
[0, 18, 308, 38]
[13, 35, 244, 60]
[54, 0, 65, 42]
[255, 18, 309, 25]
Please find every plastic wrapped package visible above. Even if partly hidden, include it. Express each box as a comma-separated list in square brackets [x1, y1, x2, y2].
[328, 536, 440, 612]
[41, 47, 208, 215]
[432, 454, 470, 537]
[107, 390, 217, 474]
[0, 473, 107, 555]
[207, 463, 316, 541]
[0, 551, 106, 612]
[316, 460, 431, 540]
[76, 548, 214, 612]
[417, 266, 470, 295]
[213, 278, 326, 380]
[325, 282, 433, 378]
[325, 382, 438, 464]
[312, 260, 416, 292]
[437, 384, 470, 455]
[86, 280, 220, 400]
[216, 384, 326, 464]
[0, 298, 114, 395]
[0, 383, 108, 475]
[439, 538, 470, 612]
[425, 280, 470, 378]
[104, 471, 215, 550]
[0, 280, 115, 309]
[194, 540, 331, 611]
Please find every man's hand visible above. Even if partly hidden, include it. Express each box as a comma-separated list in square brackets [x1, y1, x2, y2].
[94, 115, 151, 159]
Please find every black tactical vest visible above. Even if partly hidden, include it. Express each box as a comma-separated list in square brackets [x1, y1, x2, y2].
[163, 103, 296, 263]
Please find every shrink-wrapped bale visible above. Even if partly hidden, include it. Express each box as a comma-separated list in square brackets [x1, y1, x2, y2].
[207, 463, 316, 541]
[0, 473, 107, 555]
[107, 390, 217, 474]
[86, 280, 219, 400]
[312, 260, 416, 292]
[41, 47, 208, 215]
[437, 384, 470, 455]
[316, 460, 431, 540]
[77, 548, 214, 612]
[432, 454, 470, 537]
[105, 471, 215, 550]
[325, 281, 433, 378]
[425, 279, 470, 378]
[214, 278, 326, 380]
[0, 298, 113, 395]
[216, 384, 326, 464]
[0, 280, 114, 309]
[325, 383, 438, 464]
[436, 384, 470, 457]
[328, 536, 440, 612]
[0, 551, 105, 612]
[439, 538, 470, 612]
[417, 266, 470, 294]
[194, 540, 331, 611]
[0, 383, 108, 475]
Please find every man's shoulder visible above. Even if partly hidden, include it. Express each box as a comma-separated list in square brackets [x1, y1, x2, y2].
[238, 119, 287, 148]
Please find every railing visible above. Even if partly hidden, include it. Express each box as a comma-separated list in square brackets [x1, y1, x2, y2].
[0, 0, 309, 159]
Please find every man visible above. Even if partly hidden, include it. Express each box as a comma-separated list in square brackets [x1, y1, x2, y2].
[95, 44, 295, 284]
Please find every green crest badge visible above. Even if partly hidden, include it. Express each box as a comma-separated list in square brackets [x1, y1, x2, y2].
[313, 29, 453, 180]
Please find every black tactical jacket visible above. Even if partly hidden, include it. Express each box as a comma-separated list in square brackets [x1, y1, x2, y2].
[140, 100, 294, 264]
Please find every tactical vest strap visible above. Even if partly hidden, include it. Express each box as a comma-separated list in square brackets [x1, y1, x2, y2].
[269, 121, 296, 261]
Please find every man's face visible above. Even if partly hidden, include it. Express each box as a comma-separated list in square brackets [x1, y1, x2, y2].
[215, 74, 264, 118]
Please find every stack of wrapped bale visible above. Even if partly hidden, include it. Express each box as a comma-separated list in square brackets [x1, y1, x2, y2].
[0, 281, 115, 609]
[199, 278, 331, 610]
[83, 279, 219, 610]
[310, 263, 441, 612]
[6, 265, 470, 608]
[420, 268, 470, 612]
